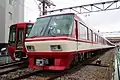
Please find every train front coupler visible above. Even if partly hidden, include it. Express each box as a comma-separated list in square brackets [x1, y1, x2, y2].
[14, 50, 28, 61]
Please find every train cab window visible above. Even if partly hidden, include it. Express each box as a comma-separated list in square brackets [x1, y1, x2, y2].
[29, 14, 74, 37]
[17, 29, 24, 46]
[9, 25, 16, 46]
[45, 15, 73, 36]
[26, 24, 33, 37]
[29, 17, 51, 37]
[79, 22, 87, 40]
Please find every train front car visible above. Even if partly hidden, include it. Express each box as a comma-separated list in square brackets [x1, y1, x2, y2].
[25, 13, 115, 70]
[8, 22, 34, 61]
[25, 13, 77, 70]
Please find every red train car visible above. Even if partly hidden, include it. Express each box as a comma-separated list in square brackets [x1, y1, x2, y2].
[25, 13, 115, 70]
[8, 22, 34, 61]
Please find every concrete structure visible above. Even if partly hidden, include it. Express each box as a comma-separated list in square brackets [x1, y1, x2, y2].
[0, 0, 24, 49]
[101, 31, 120, 45]
[106, 37, 120, 43]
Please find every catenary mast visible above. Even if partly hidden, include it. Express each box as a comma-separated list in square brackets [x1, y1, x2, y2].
[37, 0, 56, 15]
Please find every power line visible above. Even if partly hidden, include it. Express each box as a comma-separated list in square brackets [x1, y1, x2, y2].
[47, 0, 120, 14]
[33, 0, 42, 16]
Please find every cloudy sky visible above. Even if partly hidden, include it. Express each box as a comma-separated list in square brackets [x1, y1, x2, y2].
[24, 0, 120, 32]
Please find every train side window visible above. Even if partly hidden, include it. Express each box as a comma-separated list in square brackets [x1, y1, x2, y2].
[96, 35, 98, 43]
[99, 37, 101, 44]
[98, 35, 99, 43]
[99, 37, 100, 43]
[79, 22, 87, 40]
[88, 29, 92, 41]
[93, 33, 95, 42]
[95, 34, 97, 42]
[87, 28, 89, 40]
[95, 34, 96, 42]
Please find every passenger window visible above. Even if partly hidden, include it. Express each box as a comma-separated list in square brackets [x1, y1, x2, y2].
[88, 29, 92, 41]
[79, 22, 87, 40]
[93, 33, 96, 42]
[96, 35, 98, 43]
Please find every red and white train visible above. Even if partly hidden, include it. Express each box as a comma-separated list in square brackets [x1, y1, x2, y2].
[8, 22, 34, 61]
[25, 13, 115, 70]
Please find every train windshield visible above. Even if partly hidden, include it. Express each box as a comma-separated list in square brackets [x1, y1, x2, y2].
[8, 25, 16, 46]
[26, 24, 34, 37]
[29, 14, 73, 37]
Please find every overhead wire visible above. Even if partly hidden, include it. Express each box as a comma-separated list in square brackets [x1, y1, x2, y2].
[33, 0, 42, 16]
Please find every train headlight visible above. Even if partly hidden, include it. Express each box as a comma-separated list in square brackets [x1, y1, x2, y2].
[27, 45, 35, 51]
[50, 45, 62, 51]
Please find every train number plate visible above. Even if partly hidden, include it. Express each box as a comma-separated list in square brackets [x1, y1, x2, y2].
[36, 59, 44, 66]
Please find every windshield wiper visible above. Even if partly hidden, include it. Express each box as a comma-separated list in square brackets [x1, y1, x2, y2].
[43, 17, 53, 35]
[39, 27, 44, 36]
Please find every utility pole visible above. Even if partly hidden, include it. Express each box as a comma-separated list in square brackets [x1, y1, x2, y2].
[42, 0, 46, 15]
[37, 0, 56, 15]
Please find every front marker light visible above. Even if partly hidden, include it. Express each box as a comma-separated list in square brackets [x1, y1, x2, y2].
[50, 45, 62, 51]
[27, 45, 35, 51]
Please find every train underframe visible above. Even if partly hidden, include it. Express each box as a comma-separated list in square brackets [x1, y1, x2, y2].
[8, 50, 28, 61]
[27, 48, 111, 70]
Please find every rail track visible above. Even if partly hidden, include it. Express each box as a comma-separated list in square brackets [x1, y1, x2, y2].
[0, 61, 27, 68]
[8, 51, 108, 80]
[0, 61, 28, 75]
[0, 50, 110, 80]
[48, 52, 106, 80]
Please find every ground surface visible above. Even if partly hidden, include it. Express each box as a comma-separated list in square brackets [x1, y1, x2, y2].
[0, 49, 115, 80]
[57, 49, 115, 80]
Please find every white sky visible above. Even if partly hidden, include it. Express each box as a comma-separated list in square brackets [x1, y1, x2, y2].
[24, 0, 120, 32]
